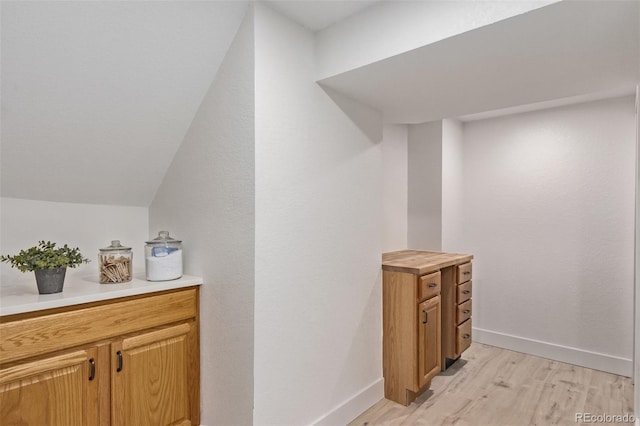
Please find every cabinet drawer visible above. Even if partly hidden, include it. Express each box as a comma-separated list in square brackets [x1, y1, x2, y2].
[457, 281, 472, 304]
[456, 299, 472, 324]
[456, 318, 472, 355]
[457, 262, 472, 284]
[418, 271, 441, 301]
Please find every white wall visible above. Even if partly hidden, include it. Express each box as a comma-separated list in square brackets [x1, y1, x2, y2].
[406, 117, 463, 253]
[633, 85, 639, 422]
[382, 123, 408, 252]
[407, 121, 442, 250]
[0, 197, 148, 283]
[149, 10, 255, 425]
[453, 96, 636, 376]
[315, 0, 558, 80]
[254, 4, 383, 425]
[441, 119, 464, 253]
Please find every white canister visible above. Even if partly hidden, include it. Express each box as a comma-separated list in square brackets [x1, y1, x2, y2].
[145, 231, 183, 281]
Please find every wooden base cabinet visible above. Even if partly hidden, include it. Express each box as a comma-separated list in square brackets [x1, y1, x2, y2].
[383, 251, 473, 406]
[0, 287, 200, 426]
[382, 270, 441, 406]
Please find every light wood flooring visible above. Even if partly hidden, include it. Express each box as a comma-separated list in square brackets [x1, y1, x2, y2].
[350, 343, 633, 426]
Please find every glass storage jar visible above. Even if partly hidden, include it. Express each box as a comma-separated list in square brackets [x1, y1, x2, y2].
[145, 231, 183, 281]
[99, 240, 133, 283]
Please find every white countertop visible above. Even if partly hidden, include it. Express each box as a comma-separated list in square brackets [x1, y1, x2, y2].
[0, 273, 202, 316]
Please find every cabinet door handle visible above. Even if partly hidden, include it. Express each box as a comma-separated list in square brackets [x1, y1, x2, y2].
[463, 333, 470, 339]
[422, 310, 428, 324]
[428, 283, 437, 288]
[463, 309, 470, 314]
[462, 290, 470, 294]
[89, 358, 95, 381]
[116, 351, 123, 372]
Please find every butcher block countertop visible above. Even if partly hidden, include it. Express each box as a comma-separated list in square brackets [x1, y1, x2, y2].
[382, 250, 473, 275]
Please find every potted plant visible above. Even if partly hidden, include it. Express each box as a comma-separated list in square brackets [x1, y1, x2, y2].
[1, 241, 90, 294]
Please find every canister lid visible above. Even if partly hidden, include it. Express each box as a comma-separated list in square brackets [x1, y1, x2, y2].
[100, 240, 131, 252]
[146, 230, 182, 245]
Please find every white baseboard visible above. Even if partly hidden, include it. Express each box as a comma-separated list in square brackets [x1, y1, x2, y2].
[312, 378, 384, 426]
[473, 327, 632, 377]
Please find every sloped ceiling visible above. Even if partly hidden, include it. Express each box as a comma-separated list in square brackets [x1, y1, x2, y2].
[1, 1, 249, 206]
[318, 0, 640, 123]
[4, 1, 637, 208]
[263, 0, 381, 31]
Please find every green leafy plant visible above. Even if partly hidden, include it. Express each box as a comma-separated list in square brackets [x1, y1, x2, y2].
[0, 241, 90, 272]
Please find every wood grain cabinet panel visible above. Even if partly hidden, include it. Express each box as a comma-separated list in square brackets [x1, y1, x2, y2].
[112, 324, 192, 426]
[0, 290, 196, 365]
[457, 281, 472, 304]
[457, 262, 472, 284]
[0, 287, 200, 426]
[418, 271, 441, 302]
[382, 270, 418, 405]
[456, 300, 472, 324]
[418, 296, 441, 389]
[457, 319, 472, 355]
[0, 349, 98, 426]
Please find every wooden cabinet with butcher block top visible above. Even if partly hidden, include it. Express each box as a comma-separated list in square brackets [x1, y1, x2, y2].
[0, 286, 200, 426]
[382, 250, 473, 406]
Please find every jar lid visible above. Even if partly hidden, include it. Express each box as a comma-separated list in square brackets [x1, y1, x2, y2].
[146, 230, 182, 245]
[100, 240, 131, 252]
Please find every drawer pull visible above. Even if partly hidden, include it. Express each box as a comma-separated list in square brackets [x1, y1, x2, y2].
[462, 290, 470, 294]
[428, 283, 437, 288]
[463, 271, 471, 275]
[422, 310, 428, 324]
[463, 309, 470, 314]
[89, 358, 95, 381]
[463, 333, 470, 339]
[116, 351, 123, 372]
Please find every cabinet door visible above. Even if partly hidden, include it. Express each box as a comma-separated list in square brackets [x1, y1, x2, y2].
[0, 348, 99, 426]
[418, 295, 441, 389]
[112, 323, 191, 426]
